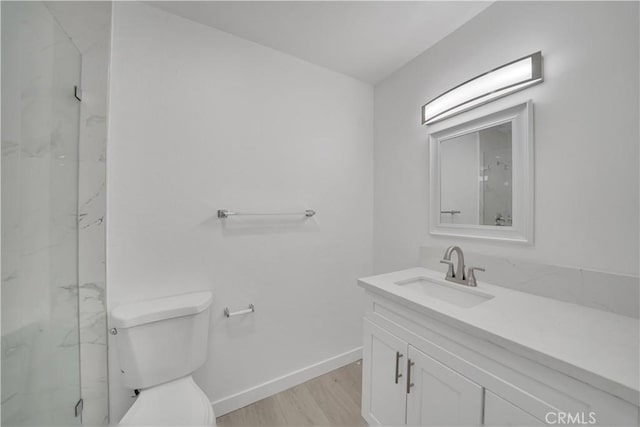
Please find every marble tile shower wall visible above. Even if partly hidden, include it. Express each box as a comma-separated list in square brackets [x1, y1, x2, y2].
[46, 2, 113, 424]
[1, 3, 82, 424]
[1, 2, 111, 425]
[421, 246, 640, 318]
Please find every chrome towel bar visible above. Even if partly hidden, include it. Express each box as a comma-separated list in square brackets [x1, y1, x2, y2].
[224, 304, 255, 318]
[217, 209, 315, 218]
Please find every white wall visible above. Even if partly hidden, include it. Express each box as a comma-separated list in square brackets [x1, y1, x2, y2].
[374, 1, 639, 276]
[107, 2, 373, 421]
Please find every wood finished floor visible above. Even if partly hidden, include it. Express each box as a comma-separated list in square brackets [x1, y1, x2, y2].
[216, 361, 366, 426]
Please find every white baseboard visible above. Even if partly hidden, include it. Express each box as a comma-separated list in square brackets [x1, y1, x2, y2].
[211, 347, 363, 417]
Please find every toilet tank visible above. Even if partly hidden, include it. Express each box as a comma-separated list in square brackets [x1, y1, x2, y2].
[111, 291, 213, 390]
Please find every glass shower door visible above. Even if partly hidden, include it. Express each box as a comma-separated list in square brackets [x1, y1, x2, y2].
[2, 2, 82, 425]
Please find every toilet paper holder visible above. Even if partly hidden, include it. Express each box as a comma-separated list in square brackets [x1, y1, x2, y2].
[224, 304, 255, 318]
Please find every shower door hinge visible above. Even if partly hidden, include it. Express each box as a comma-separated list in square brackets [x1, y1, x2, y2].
[74, 85, 82, 102]
[74, 398, 84, 418]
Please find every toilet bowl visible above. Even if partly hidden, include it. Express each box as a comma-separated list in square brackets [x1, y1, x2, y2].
[119, 376, 215, 426]
[111, 291, 215, 426]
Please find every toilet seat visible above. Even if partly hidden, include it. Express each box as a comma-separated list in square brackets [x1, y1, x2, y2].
[119, 376, 216, 426]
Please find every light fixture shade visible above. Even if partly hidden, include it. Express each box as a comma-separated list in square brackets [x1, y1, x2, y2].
[422, 51, 543, 125]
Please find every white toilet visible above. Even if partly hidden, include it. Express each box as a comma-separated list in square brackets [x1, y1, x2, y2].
[111, 291, 216, 426]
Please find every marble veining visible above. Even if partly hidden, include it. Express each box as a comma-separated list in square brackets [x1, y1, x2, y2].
[86, 114, 107, 127]
[2, 271, 18, 283]
[1, 140, 19, 156]
[80, 214, 105, 230]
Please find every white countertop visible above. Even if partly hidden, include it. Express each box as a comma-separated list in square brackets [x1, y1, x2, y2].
[358, 267, 639, 406]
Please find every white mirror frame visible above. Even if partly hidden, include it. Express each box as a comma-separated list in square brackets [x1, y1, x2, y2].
[428, 100, 534, 244]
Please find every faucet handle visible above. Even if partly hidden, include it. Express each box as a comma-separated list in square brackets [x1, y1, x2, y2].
[467, 266, 485, 287]
[440, 259, 455, 278]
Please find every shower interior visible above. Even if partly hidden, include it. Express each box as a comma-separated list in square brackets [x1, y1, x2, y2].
[2, 2, 83, 424]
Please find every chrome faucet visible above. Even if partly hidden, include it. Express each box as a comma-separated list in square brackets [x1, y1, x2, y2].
[439, 246, 485, 287]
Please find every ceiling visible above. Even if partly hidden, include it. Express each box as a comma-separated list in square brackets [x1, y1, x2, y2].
[148, 1, 492, 84]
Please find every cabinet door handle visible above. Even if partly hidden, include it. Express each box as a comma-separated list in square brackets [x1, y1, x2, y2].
[406, 359, 415, 394]
[395, 352, 403, 384]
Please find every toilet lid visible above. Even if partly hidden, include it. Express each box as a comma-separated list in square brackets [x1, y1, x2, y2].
[119, 376, 215, 426]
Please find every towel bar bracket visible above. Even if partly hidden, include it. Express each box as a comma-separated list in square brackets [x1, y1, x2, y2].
[224, 304, 255, 318]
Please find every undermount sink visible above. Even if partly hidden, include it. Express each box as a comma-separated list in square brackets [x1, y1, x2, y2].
[394, 276, 494, 308]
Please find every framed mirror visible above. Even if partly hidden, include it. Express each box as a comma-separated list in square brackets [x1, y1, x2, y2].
[428, 100, 533, 243]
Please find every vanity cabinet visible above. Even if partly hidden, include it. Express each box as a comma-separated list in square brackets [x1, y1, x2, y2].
[364, 320, 483, 426]
[361, 290, 639, 426]
[406, 344, 483, 426]
[363, 320, 408, 425]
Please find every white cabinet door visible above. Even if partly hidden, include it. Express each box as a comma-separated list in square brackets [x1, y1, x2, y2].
[362, 320, 408, 426]
[484, 390, 545, 426]
[406, 346, 483, 426]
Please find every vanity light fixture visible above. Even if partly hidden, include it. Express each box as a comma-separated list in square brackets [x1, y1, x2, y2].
[422, 51, 543, 125]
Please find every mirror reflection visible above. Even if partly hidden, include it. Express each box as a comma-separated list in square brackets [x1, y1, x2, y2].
[440, 122, 512, 226]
